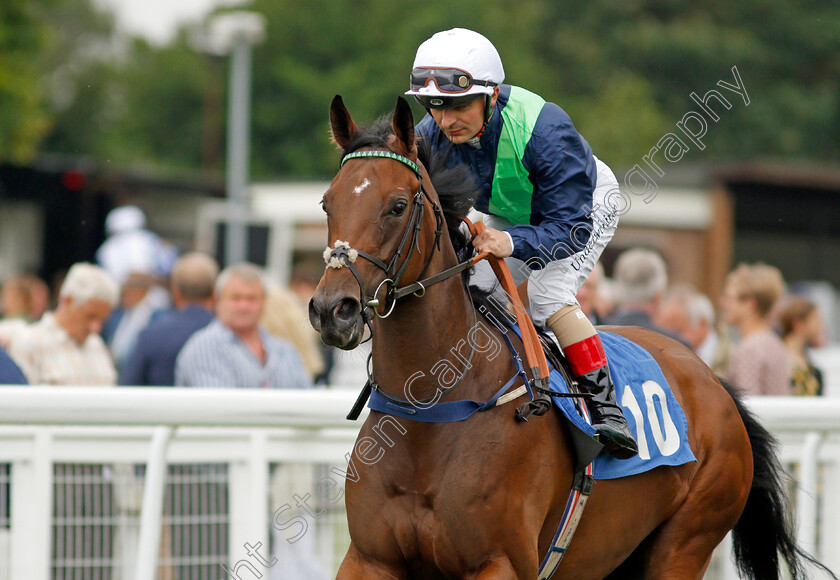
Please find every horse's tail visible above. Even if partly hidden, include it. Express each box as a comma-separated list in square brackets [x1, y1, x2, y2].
[721, 378, 837, 580]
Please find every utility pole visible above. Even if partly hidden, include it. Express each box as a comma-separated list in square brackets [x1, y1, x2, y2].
[192, 12, 266, 266]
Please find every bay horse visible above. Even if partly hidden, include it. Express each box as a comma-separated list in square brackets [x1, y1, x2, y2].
[309, 95, 830, 579]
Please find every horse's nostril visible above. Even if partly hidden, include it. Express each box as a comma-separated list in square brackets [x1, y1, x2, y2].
[333, 298, 360, 323]
[308, 298, 322, 331]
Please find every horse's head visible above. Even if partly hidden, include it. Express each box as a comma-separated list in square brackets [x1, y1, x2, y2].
[309, 95, 444, 349]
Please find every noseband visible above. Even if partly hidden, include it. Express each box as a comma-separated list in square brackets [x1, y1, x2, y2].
[324, 149, 444, 333]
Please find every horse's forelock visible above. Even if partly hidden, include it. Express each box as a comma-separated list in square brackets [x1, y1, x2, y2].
[340, 116, 394, 159]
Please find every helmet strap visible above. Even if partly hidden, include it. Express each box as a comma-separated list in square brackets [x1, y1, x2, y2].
[468, 95, 495, 144]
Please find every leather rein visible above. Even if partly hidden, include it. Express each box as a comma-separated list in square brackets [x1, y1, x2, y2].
[326, 148, 552, 415]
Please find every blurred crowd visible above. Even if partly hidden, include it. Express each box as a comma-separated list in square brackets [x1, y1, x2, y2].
[0, 206, 831, 398]
[577, 248, 829, 397]
[0, 206, 327, 393]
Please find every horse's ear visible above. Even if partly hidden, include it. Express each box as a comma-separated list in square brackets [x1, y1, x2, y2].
[392, 96, 417, 158]
[330, 95, 359, 149]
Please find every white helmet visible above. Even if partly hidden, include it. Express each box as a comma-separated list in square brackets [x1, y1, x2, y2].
[105, 205, 146, 235]
[406, 28, 505, 109]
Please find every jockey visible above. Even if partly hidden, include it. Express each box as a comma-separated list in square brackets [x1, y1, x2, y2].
[406, 28, 637, 459]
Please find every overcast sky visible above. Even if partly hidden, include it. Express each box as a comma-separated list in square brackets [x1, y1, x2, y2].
[94, 0, 245, 43]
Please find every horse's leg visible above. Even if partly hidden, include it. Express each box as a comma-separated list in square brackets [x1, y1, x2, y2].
[640, 426, 751, 579]
[336, 542, 405, 580]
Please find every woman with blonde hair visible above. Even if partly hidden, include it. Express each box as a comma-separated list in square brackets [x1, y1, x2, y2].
[261, 284, 325, 380]
[720, 262, 790, 395]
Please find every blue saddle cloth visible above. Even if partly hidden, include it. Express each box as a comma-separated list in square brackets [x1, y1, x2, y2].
[548, 330, 697, 480]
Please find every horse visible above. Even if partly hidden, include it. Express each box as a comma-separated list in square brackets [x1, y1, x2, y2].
[308, 94, 830, 579]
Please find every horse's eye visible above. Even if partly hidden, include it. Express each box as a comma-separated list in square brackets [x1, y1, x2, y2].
[391, 200, 408, 217]
[320, 199, 327, 214]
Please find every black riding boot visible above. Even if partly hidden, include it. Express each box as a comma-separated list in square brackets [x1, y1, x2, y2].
[576, 364, 638, 460]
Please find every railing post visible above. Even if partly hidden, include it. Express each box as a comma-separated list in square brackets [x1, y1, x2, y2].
[10, 430, 52, 580]
[821, 461, 840, 574]
[134, 426, 174, 580]
[796, 431, 823, 558]
[227, 430, 270, 572]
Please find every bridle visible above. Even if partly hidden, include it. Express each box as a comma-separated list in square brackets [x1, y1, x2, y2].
[325, 148, 446, 329]
[325, 147, 484, 407]
[326, 147, 562, 417]
[326, 148, 492, 325]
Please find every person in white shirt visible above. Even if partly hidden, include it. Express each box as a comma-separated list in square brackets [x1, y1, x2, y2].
[7, 262, 120, 574]
[9, 262, 118, 386]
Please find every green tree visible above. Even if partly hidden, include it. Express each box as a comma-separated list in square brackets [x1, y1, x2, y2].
[33, 0, 840, 175]
[594, 0, 840, 160]
[106, 36, 210, 170]
[0, 1, 51, 161]
[247, 0, 563, 178]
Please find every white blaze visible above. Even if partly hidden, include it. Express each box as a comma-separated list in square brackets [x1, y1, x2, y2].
[353, 178, 371, 195]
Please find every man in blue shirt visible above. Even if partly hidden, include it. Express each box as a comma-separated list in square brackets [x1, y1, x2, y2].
[120, 252, 219, 386]
[0, 344, 26, 384]
[406, 28, 635, 458]
[175, 263, 312, 389]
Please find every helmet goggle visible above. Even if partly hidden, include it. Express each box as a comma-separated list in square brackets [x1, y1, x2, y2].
[409, 67, 497, 94]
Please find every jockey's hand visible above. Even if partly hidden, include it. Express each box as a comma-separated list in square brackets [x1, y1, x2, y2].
[472, 227, 513, 258]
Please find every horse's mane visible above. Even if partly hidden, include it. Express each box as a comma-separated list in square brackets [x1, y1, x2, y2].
[340, 116, 479, 263]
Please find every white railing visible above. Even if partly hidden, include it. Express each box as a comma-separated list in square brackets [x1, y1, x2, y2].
[0, 388, 837, 579]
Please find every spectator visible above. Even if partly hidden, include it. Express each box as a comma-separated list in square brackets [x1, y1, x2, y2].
[175, 263, 312, 389]
[122, 253, 219, 577]
[0, 342, 23, 566]
[1, 274, 33, 321]
[24, 273, 50, 321]
[0, 343, 26, 384]
[103, 272, 170, 372]
[6, 263, 118, 575]
[779, 297, 827, 396]
[0, 272, 50, 348]
[656, 284, 730, 374]
[96, 205, 178, 286]
[261, 284, 325, 380]
[120, 252, 219, 386]
[602, 248, 689, 346]
[9, 263, 118, 386]
[721, 262, 790, 395]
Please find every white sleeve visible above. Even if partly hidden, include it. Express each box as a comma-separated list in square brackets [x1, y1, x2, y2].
[503, 231, 515, 253]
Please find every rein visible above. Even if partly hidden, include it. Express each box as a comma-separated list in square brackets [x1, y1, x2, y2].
[328, 148, 553, 421]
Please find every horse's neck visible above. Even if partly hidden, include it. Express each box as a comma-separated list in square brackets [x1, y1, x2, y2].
[371, 268, 478, 402]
